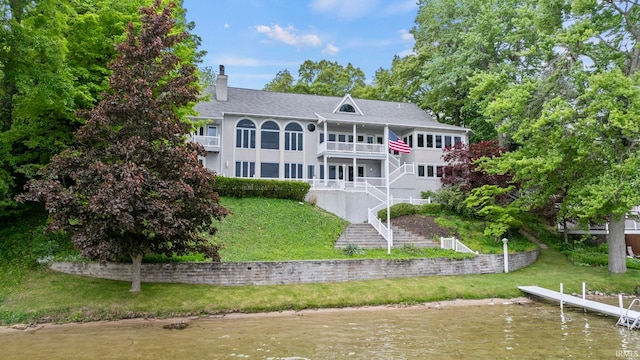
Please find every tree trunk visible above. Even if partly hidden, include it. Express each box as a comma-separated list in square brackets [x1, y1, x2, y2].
[130, 254, 143, 292]
[607, 215, 627, 274]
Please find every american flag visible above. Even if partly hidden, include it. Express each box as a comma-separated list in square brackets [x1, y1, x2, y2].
[388, 130, 411, 154]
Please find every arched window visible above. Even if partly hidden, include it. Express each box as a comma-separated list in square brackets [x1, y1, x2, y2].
[285, 123, 303, 151]
[261, 121, 280, 150]
[339, 104, 355, 113]
[236, 119, 256, 148]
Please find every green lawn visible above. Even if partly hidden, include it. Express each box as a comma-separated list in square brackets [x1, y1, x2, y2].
[1, 246, 638, 326]
[1, 197, 639, 326]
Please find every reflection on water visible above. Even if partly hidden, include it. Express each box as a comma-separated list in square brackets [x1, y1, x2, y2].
[2, 301, 640, 359]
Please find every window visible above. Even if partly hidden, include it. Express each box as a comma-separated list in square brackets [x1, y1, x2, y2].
[377, 136, 383, 144]
[444, 135, 452, 148]
[339, 104, 355, 113]
[338, 134, 346, 142]
[261, 121, 280, 150]
[427, 165, 434, 177]
[436, 166, 444, 178]
[235, 161, 255, 178]
[285, 123, 303, 151]
[417, 134, 424, 148]
[348, 135, 354, 143]
[408, 135, 413, 148]
[320, 133, 325, 143]
[357, 135, 364, 142]
[329, 165, 337, 179]
[236, 119, 256, 148]
[418, 165, 425, 177]
[285, 163, 303, 179]
[261, 162, 279, 178]
[319, 165, 324, 179]
[308, 165, 315, 179]
[426, 134, 433, 148]
[435, 135, 442, 149]
[454, 136, 462, 144]
[207, 126, 217, 137]
[328, 133, 336, 142]
[367, 136, 374, 144]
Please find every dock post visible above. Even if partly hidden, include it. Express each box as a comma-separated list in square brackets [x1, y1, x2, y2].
[560, 283, 564, 311]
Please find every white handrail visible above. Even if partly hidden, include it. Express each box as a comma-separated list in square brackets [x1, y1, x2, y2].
[440, 236, 478, 254]
[368, 207, 392, 250]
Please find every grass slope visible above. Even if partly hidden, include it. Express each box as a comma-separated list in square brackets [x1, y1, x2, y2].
[215, 197, 348, 261]
[1, 198, 639, 326]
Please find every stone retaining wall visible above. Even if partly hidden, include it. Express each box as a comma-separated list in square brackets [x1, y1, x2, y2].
[50, 250, 539, 286]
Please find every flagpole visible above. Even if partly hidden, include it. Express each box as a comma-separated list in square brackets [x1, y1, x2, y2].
[385, 126, 391, 254]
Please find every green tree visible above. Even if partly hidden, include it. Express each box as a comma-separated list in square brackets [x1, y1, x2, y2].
[0, 0, 204, 218]
[66, 0, 148, 110]
[412, 0, 563, 139]
[0, 0, 78, 217]
[264, 60, 368, 97]
[263, 69, 295, 93]
[19, 0, 227, 291]
[478, 0, 640, 273]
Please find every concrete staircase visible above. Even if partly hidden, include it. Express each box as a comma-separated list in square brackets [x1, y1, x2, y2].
[335, 224, 439, 249]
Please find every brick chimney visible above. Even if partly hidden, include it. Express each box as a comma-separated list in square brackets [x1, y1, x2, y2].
[215, 65, 228, 101]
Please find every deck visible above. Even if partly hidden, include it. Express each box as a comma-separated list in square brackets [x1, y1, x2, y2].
[518, 285, 640, 329]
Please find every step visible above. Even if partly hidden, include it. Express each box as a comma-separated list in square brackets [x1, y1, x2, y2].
[335, 224, 440, 249]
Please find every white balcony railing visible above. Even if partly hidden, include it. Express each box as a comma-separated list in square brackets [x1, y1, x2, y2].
[192, 135, 220, 151]
[317, 141, 386, 156]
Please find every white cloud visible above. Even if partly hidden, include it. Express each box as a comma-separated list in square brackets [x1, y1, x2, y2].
[310, 0, 378, 20]
[398, 29, 413, 42]
[323, 43, 340, 55]
[255, 24, 322, 47]
[224, 23, 230, 29]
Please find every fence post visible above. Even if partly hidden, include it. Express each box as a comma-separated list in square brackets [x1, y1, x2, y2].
[502, 238, 509, 273]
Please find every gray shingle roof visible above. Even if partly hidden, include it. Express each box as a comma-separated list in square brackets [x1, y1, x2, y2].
[194, 86, 468, 132]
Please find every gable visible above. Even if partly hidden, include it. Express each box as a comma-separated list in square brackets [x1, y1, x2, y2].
[332, 94, 363, 116]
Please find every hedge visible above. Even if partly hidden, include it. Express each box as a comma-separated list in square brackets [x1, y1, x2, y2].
[212, 176, 310, 201]
[377, 202, 443, 219]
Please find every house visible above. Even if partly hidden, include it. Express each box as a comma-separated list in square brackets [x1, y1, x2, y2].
[190, 66, 470, 231]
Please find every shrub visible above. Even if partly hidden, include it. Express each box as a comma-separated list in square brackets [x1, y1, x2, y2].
[343, 244, 364, 256]
[377, 202, 417, 219]
[213, 177, 310, 201]
[431, 185, 473, 217]
[417, 203, 443, 216]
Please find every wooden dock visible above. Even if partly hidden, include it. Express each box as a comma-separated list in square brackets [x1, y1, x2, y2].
[518, 285, 640, 329]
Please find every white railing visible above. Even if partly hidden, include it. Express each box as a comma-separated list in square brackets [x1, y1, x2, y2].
[192, 135, 220, 150]
[357, 181, 387, 202]
[317, 141, 386, 156]
[389, 163, 415, 184]
[354, 177, 385, 187]
[558, 219, 640, 234]
[309, 178, 346, 190]
[440, 236, 478, 254]
[388, 155, 401, 170]
[368, 206, 392, 251]
[389, 196, 431, 206]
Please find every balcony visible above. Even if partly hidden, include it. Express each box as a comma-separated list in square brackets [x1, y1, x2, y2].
[192, 135, 220, 152]
[317, 141, 386, 159]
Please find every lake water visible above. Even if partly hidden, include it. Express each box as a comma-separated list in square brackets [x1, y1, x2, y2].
[2, 299, 640, 359]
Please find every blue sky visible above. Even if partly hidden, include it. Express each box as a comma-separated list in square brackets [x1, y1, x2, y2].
[182, 0, 418, 90]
